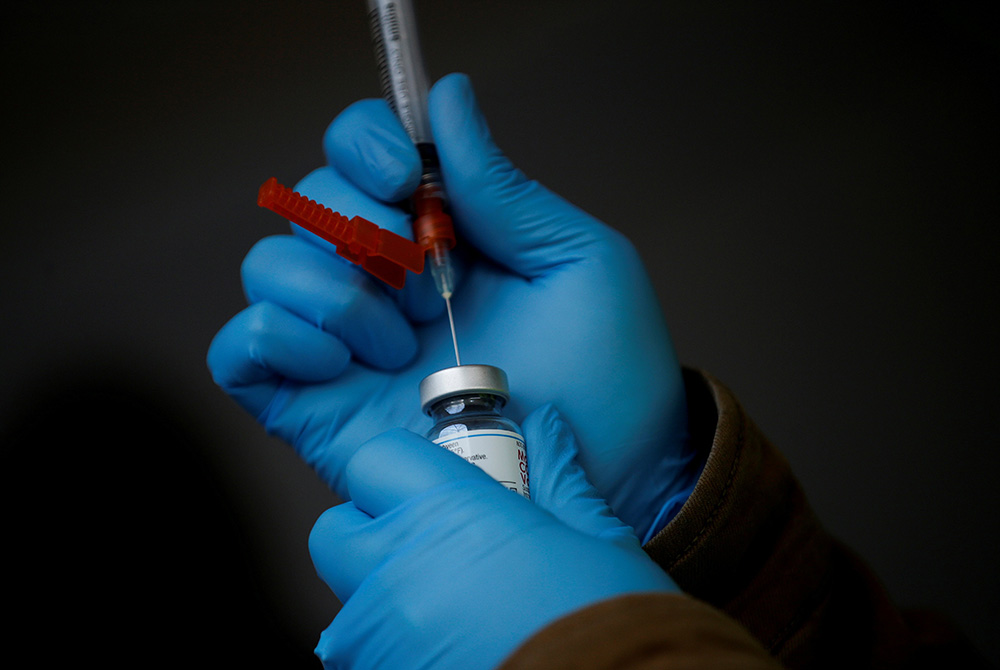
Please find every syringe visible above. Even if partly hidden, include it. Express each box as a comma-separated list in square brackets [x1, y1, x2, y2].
[366, 0, 461, 366]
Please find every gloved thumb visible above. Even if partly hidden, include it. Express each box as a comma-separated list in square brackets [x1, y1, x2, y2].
[522, 404, 640, 549]
[429, 73, 619, 279]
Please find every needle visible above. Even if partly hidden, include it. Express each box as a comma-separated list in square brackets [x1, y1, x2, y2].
[444, 294, 461, 366]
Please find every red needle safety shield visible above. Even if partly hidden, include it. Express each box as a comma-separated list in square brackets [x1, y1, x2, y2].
[258, 177, 425, 289]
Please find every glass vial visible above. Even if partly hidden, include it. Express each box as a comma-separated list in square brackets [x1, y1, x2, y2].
[420, 364, 529, 499]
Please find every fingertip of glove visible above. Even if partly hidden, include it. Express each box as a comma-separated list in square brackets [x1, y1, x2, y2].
[523, 403, 569, 441]
[429, 72, 485, 143]
[313, 626, 336, 667]
[309, 502, 359, 551]
[432, 72, 474, 98]
[345, 427, 423, 493]
[324, 99, 421, 202]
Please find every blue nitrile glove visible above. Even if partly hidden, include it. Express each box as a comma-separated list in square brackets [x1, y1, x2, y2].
[207, 73, 699, 541]
[309, 405, 679, 670]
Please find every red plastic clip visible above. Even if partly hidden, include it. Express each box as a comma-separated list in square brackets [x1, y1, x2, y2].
[257, 177, 425, 289]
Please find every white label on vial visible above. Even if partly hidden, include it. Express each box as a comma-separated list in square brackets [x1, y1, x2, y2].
[433, 429, 529, 499]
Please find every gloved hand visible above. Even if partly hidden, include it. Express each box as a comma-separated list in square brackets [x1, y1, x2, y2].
[207, 73, 698, 541]
[309, 405, 679, 670]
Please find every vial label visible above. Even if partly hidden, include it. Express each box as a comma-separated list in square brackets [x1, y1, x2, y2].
[433, 429, 529, 499]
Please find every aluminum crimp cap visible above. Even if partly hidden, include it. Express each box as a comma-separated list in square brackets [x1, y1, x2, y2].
[419, 364, 510, 414]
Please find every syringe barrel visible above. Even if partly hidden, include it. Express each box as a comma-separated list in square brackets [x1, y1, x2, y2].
[366, 0, 433, 146]
[367, 0, 457, 302]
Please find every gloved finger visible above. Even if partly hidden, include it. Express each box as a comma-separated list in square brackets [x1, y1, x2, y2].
[311, 477, 528, 607]
[522, 405, 640, 549]
[309, 501, 377, 604]
[206, 301, 350, 417]
[292, 164, 412, 242]
[309, 484, 486, 605]
[315, 426, 537, 603]
[322, 98, 421, 204]
[292, 165, 445, 325]
[344, 427, 496, 519]
[429, 73, 622, 279]
[241, 235, 417, 369]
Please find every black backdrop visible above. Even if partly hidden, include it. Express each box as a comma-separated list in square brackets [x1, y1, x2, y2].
[3, 1, 997, 666]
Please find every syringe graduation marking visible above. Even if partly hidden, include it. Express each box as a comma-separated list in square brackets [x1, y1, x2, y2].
[368, 8, 394, 114]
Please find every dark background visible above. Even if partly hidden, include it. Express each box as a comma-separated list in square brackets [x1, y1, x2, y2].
[3, 1, 997, 666]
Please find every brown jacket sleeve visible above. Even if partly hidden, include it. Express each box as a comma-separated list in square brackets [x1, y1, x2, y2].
[500, 370, 989, 669]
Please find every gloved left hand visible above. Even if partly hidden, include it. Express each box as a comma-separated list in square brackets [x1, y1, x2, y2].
[207, 74, 698, 543]
[308, 404, 679, 670]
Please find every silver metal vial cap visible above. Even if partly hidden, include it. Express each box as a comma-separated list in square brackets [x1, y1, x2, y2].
[419, 364, 510, 414]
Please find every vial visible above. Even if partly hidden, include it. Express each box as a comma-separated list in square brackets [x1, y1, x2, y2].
[420, 364, 529, 499]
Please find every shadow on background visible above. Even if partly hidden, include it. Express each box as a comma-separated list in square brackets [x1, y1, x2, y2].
[2, 368, 316, 668]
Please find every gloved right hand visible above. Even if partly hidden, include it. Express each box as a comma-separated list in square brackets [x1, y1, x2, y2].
[308, 404, 680, 670]
[207, 73, 700, 541]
